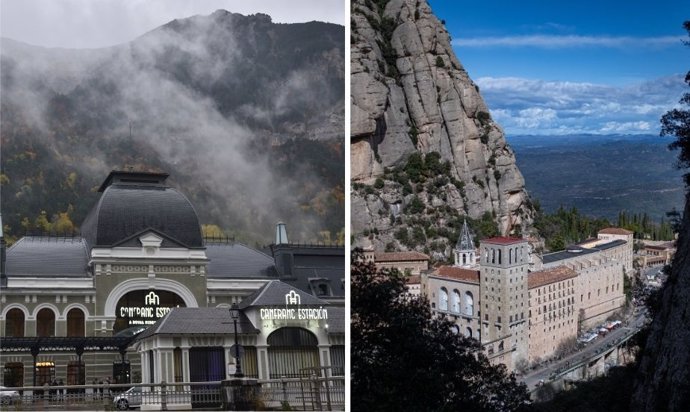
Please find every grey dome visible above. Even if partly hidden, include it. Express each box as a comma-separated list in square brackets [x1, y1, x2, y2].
[81, 171, 204, 248]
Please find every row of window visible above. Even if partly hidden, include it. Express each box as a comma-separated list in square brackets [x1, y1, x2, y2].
[438, 288, 474, 316]
[5, 308, 85, 338]
[483, 246, 525, 266]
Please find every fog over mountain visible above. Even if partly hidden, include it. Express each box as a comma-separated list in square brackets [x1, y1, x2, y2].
[0, 10, 345, 244]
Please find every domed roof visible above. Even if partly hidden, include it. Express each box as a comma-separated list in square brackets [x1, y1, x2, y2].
[81, 171, 203, 248]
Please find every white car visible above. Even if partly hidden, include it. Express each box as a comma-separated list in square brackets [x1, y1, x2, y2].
[113, 387, 142, 410]
[0, 386, 20, 405]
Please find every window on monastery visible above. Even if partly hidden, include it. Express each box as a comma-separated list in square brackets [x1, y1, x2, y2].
[36, 308, 55, 337]
[452, 290, 461, 313]
[439, 288, 449, 311]
[66, 308, 85, 337]
[464, 292, 474, 316]
[5, 308, 25, 337]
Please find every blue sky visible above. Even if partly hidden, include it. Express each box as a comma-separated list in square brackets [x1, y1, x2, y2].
[431, 0, 690, 136]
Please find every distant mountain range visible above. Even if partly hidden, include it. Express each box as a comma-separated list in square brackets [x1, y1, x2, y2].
[510, 134, 685, 222]
[0, 11, 345, 244]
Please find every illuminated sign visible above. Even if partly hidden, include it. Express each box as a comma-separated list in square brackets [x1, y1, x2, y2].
[260, 290, 328, 321]
[116, 290, 182, 327]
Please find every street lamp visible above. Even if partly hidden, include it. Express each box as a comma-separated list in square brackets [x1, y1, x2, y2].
[230, 303, 244, 378]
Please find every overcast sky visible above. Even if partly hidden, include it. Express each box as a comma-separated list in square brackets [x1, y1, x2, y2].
[0, 0, 344, 49]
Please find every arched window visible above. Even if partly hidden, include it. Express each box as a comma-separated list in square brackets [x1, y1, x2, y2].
[5, 308, 25, 337]
[267, 328, 319, 379]
[464, 291, 474, 316]
[66, 308, 85, 337]
[451, 290, 461, 313]
[498, 341, 504, 351]
[36, 308, 55, 337]
[466, 327, 473, 339]
[439, 288, 449, 311]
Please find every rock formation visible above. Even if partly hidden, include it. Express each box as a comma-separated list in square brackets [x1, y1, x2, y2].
[351, 0, 534, 254]
[630, 192, 690, 411]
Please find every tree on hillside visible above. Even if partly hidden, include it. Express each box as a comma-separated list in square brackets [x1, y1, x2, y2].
[351, 250, 530, 412]
[662, 20, 690, 187]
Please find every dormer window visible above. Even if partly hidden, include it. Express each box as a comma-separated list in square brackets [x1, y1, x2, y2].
[308, 278, 332, 297]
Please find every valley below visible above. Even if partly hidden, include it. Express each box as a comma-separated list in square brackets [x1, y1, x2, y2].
[511, 134, 685, 222]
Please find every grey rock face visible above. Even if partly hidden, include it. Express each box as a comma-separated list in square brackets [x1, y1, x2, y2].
[631, 193, 690, 411]
[351, 0, 534, 252]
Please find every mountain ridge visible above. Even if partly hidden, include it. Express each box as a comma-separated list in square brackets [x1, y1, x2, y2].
[0, 10, 345, 245]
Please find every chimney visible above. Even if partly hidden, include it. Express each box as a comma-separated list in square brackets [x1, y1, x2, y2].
[275, 222, 288, 245]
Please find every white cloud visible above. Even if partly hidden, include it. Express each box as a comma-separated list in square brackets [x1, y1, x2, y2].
[601, 121, 652, 133]
[453, 35, 682, 49]
[476, 75, 686, 135]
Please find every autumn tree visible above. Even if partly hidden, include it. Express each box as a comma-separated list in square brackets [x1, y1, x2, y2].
[351, 250, 530, 412]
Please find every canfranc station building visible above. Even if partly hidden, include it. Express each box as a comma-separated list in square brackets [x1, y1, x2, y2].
[376, 220, 632, 372]
[0, 171, 344, 389]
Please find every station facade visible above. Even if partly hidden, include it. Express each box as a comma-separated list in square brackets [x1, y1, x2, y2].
[0, 171, 344, 388]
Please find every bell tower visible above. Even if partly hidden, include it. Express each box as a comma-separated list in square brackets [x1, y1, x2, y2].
[454, 219, 476, 267]
[479, 237, 529, 370]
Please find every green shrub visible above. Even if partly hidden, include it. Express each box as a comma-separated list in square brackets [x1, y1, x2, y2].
[477, 111, 490, 126]
[405, 196, 425, 214]
[435, 56, 445, 68]
[402, 182, 413, 195]
[394, 227, 409, 243]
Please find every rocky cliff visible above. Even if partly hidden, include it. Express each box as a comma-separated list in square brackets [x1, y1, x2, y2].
[630, 192, 690, 410]
[350, 0, 534, 255]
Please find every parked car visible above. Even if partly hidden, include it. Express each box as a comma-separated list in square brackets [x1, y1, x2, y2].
[0, 386, 20, 405]
[578, 333, 597, 343]
[113, 386, 142, 410]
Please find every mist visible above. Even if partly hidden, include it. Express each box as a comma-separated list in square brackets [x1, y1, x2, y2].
[0, 10, 345, 245]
